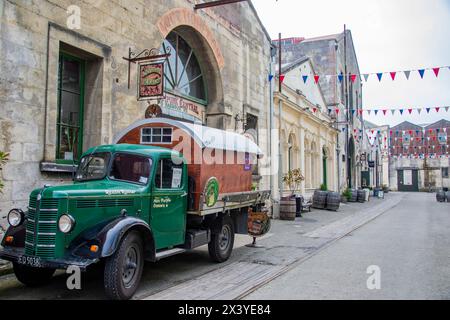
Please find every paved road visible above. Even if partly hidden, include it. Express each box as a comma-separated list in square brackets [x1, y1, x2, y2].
[0, 194, 397, 300]
[245, 192, 450, 300]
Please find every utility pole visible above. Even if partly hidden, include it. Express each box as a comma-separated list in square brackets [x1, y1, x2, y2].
[278, 33, 283, 201]
[344, 24, 351, 189]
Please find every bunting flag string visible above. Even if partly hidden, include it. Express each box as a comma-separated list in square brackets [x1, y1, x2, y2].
[268, 64, 450, 83]
[325, 106, 450, 116]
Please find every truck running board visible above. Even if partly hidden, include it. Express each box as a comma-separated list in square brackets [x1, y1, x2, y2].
[155, 248, 186, 261]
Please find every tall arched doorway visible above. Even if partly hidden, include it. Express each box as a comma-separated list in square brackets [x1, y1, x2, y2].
[348, 137, 355, 188]
[322, 146, 328, 189]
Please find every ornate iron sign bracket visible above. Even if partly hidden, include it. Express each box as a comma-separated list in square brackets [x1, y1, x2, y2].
[122, 47, 171, 89]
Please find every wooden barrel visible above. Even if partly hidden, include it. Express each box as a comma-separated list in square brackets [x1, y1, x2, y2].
[280, 197, 297, 220]
[357, 190, 366, 203]
[326, 192, 340, 211]
[312, 190, 328, 209]
[349, 189, 358, 202]
[436, 190, 446, 203]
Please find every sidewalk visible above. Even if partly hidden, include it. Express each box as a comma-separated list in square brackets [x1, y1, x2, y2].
[142, 192, 404, 300]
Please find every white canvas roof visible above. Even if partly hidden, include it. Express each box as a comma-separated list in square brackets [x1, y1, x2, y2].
[113, 118, 263, 156]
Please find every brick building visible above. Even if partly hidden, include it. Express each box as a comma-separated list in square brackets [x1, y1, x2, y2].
[389, 120, 450, 191]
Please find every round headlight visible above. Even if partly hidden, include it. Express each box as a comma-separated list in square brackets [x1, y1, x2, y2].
[58, 214, 75, 233]
[8, 209, 24, 227]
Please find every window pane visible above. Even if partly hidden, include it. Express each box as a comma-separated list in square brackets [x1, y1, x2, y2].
[161, 32, 206, 102]
[153, 128, 162, 135]
[162, 136, 171, 143]
[75, 152, 110, 181]
[155, 159, 183, 189]
[61, 59, 80, 93]
[109, 153, 151, 184]
[60, 90, 80, 126]
[163, 128, 172, 135]
[58, 126, 80, 160]
[152, 135, 162, 143]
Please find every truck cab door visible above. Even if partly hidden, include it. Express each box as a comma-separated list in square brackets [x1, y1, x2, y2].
[150, 157, 187, 249]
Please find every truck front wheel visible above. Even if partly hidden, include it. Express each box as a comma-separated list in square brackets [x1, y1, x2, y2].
[208, 216, 235, 263]
[13, 263, 55, 287]
[104, 231, 144, 300]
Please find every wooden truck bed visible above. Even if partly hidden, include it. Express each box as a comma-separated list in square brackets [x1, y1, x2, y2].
[187, 190, 271, 216]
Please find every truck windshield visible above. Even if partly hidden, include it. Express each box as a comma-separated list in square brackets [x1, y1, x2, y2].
[109, 153, 152, 185]
[75, 152, 111, 181]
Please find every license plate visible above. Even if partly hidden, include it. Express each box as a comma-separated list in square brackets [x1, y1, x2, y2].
[17, 255, 42, 268]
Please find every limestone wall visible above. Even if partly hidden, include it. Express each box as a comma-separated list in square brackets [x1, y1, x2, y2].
[0, 0, 272, 221]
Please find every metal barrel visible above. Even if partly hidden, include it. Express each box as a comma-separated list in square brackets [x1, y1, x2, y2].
[436, 190, 446, 203]
[326, 192, 341, 211]
[312, 190, 328, 209]
[446, 191, 450, 203]
[357, 190, 366, 203]
[349, 189, 358, 202]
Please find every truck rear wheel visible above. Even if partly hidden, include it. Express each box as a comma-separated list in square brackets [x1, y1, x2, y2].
[104, 231, 144, 300]
[13, 263, 55, 287]
[208, 216, 235, 263]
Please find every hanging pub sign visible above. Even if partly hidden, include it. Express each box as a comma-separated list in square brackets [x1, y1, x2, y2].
[138, 61, 164, 101]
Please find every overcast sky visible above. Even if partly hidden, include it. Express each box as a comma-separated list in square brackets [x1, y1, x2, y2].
[252, 0, 450, 127]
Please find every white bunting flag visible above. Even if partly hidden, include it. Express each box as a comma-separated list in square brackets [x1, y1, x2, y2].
[404, 70, 411, 80]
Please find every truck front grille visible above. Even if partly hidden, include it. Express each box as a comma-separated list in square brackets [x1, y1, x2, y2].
[25, 195, 59, 259]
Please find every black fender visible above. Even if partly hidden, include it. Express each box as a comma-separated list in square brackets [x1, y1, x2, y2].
[1, 224, 26, 248]
[70, 216, 155, 261]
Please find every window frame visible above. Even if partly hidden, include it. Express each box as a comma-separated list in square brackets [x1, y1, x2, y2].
[56, 52, 86, 164]
[153, 157, 185, 191]
[140, 127, 173, 145]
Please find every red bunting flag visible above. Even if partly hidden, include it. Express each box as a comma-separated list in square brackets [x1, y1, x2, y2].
[383, 109, 387, 115]
[314, 75, 320, 84]
[279, 75, 285, 83]
[436, 107, 440, 112]
[433, 68, 440, 77]
[390, 72, 396, 80]
[350, 74, 357, 83]
[335, 108, 340, 114]
[313, 107, 317, 113]
[408, 109, 413, 114]
[358, 109, 363, 116]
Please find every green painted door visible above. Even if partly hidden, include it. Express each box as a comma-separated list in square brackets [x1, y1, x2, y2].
[151, 157, 187, 249]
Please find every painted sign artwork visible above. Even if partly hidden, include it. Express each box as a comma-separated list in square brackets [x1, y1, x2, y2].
[138, 62, 164, 100]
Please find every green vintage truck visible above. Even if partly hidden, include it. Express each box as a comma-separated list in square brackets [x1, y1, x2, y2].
[0, 142, 270, 300]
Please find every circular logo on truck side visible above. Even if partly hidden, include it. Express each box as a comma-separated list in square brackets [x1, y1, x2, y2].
[204, 177, 219, 208]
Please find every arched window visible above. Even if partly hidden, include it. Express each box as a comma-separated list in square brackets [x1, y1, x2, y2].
[162, 32, 206, 103]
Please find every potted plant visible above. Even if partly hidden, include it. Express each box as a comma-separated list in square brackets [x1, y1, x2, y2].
[320, 183, 328, 191]
[341, 188, 351, 203]
[280, 169, 305, 220]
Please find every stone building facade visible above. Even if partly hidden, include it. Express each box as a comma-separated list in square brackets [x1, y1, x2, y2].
[273, 31, 364, 192]
[363, 121, 389, 189]
[274, 57, 339, 202]
[0, 0, 273, 229]
[389, 120, 450, 191]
